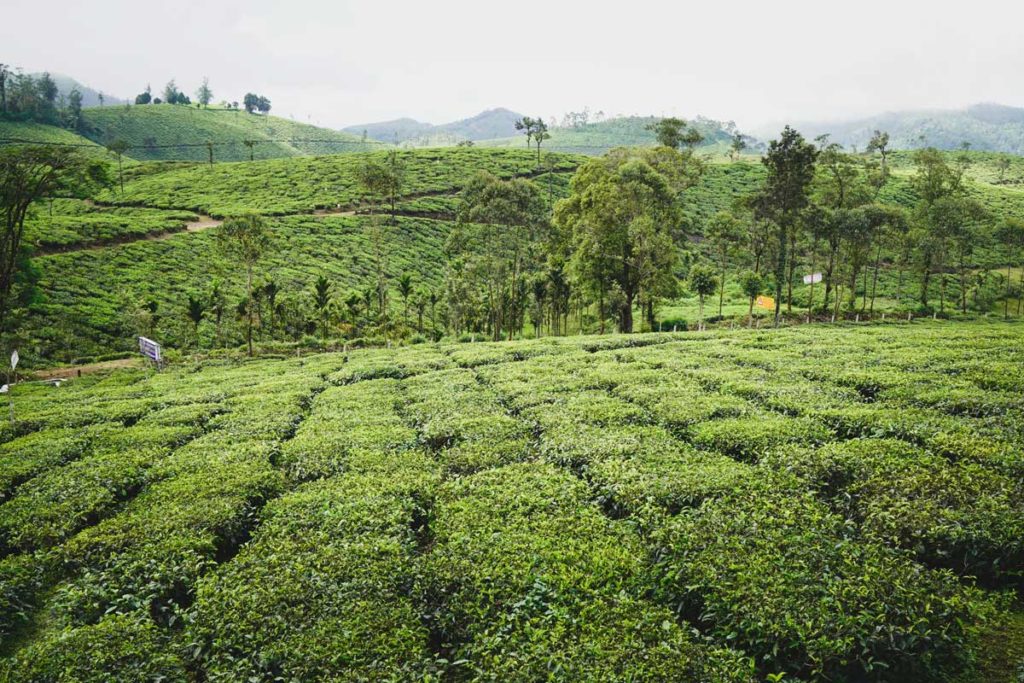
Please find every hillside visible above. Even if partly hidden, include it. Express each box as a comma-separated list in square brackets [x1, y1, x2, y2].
[0, 120, 111, 154]
[1, 323, 1023, 681]
[479, 115, 756, 155]
[778, 103, 1024, 154]
[12, 148, 582, 362]
[79, 105, 385, 161]
[343, 107, 524, 145]
[7, 146, 1021, 366]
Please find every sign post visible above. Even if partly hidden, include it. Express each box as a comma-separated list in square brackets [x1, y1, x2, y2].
[803, 273, 822, 322]
[138, 337, 163, 370]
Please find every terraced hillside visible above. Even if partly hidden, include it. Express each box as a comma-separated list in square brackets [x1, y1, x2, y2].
[0, 322, 1022, 681]
[79, 105, 384, 161]
[0, 121, 115, 160]
[16, 148, 582, 363]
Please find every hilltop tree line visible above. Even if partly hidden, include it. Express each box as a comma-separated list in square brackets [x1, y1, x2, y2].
[133, 78, 270, 113]
[0, 67, 86, 131]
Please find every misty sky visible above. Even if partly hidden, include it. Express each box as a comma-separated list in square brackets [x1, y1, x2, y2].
[4, 0, 1022, 133]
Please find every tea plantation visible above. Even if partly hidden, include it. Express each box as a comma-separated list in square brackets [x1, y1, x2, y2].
[0, 322, 1022, 681]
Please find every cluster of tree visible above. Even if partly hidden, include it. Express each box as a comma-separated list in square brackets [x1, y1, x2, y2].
[559, 108, 606, 128]
[0, 146, 109, 334]
[134, 78, 216, 107]
[701, 128, 1024, 328]
[513, 117, 550, 162]
[0, 67, 84, 130]
[243, 93, 271, 114]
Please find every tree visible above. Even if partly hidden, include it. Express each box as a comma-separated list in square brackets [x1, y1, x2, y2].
[532, 118, 550, 163]
[195, 77, 213, 108]
[646, 117, 703, 150]
[554, 150, 691, 333]
[398, 272, 414, 324]
[243, 139, 257, 162]
[243, 93, 259, 113]
[514, 116, 536, 149]
[911, 148, 965, 309]
[105, 140, 130, 193]
[737, 270, 762, 326]
[707, 211, 743, 317]
[996, 218, 1024, 318]
[688, 262, 718, 330]
[66, 89, 83, 131]
[262, 280, 279, 333]
[730, 133, 747, 161]
[412, 287, 428, 332]
[313, 275, 332, 337]
[0, 64, 8, 115]
[186, 293, 205, 345]
[134, 84, 152, 105]
[995, 156, 1012, 183]
[450, 172, 548, 340]
[514, 117, 551, 163]
[162, 79, 179, 105]
[755, 126, 819, 326]
[209, 280, 226, 346]
[256, 95, 271, 113]
[215, 215, 272, 356]
[0, 146, 107, 334]
[865, 130, 890, 174]
[357, 151, 404, 224]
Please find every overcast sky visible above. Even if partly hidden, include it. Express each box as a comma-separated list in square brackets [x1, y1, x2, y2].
[4, 0, 1022, 132]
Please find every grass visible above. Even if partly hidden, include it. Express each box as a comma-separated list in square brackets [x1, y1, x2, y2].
[0, 322, 1022, 681]
[79, 105, 385, 161]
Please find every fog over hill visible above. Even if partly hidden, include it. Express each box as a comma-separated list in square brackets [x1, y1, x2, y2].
[764, 103, 1024, 154]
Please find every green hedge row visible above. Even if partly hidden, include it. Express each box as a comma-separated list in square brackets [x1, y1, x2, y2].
[403, 368, 531, 474]
[652, 475, 980, 681]
[764, 438, 1024, 581]
[420, 462, 754, 681]
[190, 451, 440, 681]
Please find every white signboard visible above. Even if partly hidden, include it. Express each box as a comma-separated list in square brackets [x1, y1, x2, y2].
[10, 350, 17, 369]
[138, 337, 162, 363]
[803, 272, 823, 285]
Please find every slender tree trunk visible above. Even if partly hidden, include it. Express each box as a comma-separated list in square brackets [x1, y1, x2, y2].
[870, 244, 882, 314]
[773, 225, 787, 327]
[246, 266, 254, 356]
[1005, 264, 1012, 319]
[718, 262, 727, 318]
[786, 232, 797, 314]
[1018, 266, 1023, 316]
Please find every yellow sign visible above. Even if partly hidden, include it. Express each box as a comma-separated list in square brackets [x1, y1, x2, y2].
[756, 295, 775, 310]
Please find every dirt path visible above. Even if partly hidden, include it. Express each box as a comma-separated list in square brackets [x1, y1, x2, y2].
[52, 166, 574, 254]
[32, 357, 142, 380]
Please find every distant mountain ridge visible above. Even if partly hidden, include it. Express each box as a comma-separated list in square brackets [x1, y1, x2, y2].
[770, 103, 1024, 154]
[344, 107, 524, 144]
[29, 73, 125, 108]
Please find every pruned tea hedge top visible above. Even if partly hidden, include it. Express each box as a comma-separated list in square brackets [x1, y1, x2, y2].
[1, 322, 1022, 681]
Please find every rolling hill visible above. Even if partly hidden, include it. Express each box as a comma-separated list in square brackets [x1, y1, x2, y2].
[0, 119, 116, 160]
[480, 115, 758, 155]
[775, 103, 1024, 154]
[29, 72, 126, 108]
[78, 105, 385, 162]
[344, 107, 524, 145]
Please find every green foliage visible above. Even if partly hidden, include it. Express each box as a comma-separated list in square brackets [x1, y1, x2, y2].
[79, 105, 383, 161]
[0, 324, 1020, 678]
